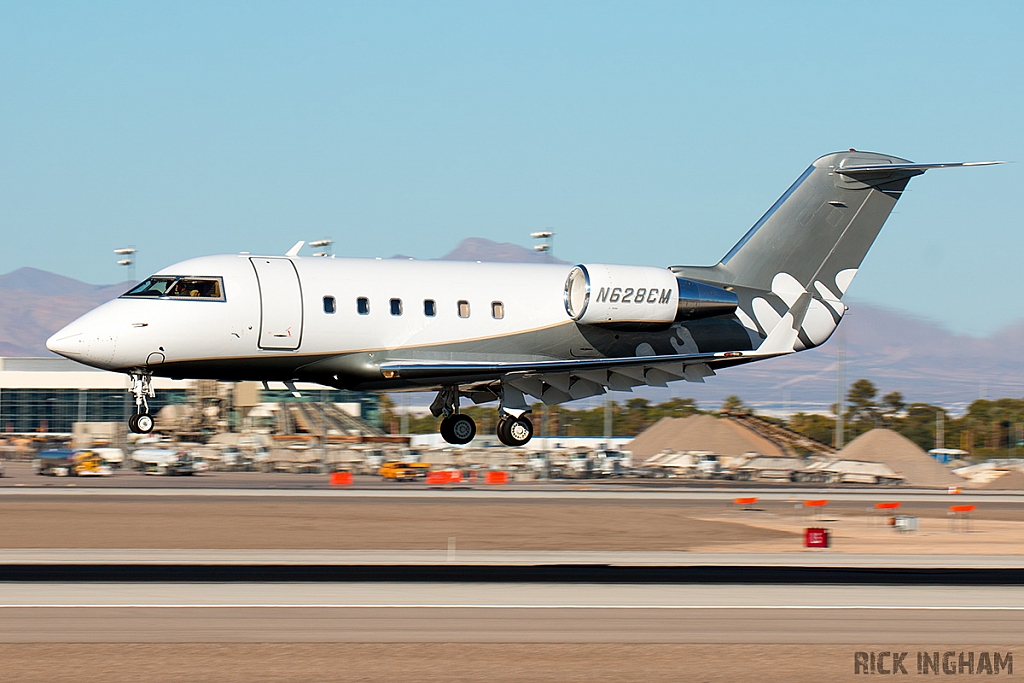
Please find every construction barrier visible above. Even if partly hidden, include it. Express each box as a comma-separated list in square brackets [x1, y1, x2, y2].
[329, 471, 352, 486]
[874, 502, 901, 526]
[804, 527, 830, 548]
[733, 497, 758, 510]
[803, 499, 828, 521]
[949, 504, 976, 532]
[485, 471, 509, 485]
[426, 470, 464, 485]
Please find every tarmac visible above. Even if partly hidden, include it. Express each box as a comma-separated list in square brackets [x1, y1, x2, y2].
[1, 582, 1021, 643]
[3, 548, 1024, 568]
[2, 463, 1021, 681]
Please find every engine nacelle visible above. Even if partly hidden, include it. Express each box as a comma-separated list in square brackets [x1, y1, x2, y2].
[675, 277, 739, 321]
[564, 264, 738, 328]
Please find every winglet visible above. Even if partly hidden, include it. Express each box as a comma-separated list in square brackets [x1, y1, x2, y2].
[286, 241, 304, 257]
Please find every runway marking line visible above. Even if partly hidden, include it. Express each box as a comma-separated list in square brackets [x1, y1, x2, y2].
[1, 604, 1021, 610]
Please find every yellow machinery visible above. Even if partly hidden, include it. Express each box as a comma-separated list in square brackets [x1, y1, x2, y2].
[71, 451, 112, 477]
[379, 460, 426, 482]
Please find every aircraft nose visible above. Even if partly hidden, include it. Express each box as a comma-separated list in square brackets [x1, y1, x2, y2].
[46, 310, 118, 366]
[46, 329, 84, 358]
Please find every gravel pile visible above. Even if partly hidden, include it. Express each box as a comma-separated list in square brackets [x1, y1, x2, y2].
[629, 414, 786, 461]
[838, 429, 965, 488]
[981, 469, 1024, 490]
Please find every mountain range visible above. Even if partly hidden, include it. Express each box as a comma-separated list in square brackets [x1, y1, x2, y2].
[2, 238, 1019, 412]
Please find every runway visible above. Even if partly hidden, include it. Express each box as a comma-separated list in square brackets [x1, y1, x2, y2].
[6, 548, 1024, 568]
[2, 583, 1022, 644]
[2, 483, 1020, 503]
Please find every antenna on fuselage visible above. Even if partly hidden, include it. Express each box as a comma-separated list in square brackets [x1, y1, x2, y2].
[285, 241, 304, 257]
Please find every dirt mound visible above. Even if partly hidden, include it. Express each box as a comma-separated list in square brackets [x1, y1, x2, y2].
[629, 414, 786, 461]
[981, 469, 1024, 490]
[838, 429, 964, 488]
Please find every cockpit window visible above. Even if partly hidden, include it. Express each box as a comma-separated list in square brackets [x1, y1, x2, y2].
[122, 276, 225, 301]
[167, 278, 222, 299]
[123, 278, 177, 297]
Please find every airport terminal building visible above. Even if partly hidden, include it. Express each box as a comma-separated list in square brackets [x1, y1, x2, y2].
[0, 357, 380, 435]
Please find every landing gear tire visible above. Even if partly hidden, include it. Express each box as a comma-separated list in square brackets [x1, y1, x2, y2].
[136, 413, 154, 434]
[128, 413, 154, 434]
[497, 415, 533, 447]
[440, 414, 476, 445]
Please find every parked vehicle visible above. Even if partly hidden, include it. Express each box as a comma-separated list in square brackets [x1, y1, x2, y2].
[33, 449, 74, 476]
[379, 460, 427, 481]
[70, 451, 113, 476]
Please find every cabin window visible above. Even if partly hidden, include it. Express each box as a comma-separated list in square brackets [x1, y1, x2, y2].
[458, 300, 470, 318]
[357, 297, 370, 315]
[491, 301, 504, 319]
[323, 296, 336, 314]
[424, 299, 436, 317]
[390, 298, 403, 316]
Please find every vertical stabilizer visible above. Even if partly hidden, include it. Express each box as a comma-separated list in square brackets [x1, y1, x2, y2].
[673, 150, 919, 300]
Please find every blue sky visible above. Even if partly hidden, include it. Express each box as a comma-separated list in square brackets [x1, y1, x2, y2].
[1, 1, 1021, 334]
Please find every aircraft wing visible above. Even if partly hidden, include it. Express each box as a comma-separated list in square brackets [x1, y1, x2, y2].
[378, 349, 776, 406]
[380, 350, 744, 377]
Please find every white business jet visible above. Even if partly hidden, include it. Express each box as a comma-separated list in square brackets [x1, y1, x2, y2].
[46, 151, 997, 445]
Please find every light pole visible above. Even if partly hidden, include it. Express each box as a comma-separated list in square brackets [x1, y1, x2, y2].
[114, 247, 136, 283]
[309, 239, 333, 257]
[530, 230, 554, 262]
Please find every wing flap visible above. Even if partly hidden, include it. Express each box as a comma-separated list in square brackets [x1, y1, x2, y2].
[377, 349, 749, 380]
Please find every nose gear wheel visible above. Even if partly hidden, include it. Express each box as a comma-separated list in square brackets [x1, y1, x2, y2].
[127, 371, 155, 434]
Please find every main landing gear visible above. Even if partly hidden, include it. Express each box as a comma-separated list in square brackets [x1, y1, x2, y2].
[496, 413, 533, 447]
[127, 371, 155, 435]
[431, 387, 476, 445]
[430, 386, 534, 447]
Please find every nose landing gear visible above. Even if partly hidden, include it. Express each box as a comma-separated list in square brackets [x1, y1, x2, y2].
[127, 371, 155, 435]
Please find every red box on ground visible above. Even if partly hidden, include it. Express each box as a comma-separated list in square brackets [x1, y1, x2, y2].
[427, 470, 465, 485]
[804, 527, 829, 548]
[329, 471, 352, 486]
[485, 471, 509, 485]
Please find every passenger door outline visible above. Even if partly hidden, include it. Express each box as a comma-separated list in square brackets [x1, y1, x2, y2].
[250, 257, 303, 350]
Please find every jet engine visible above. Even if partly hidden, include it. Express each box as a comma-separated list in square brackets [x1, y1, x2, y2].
[564, 264, 738, 329]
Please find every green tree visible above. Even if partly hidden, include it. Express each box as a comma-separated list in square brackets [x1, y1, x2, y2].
[720, 395, 749, 415]
[620, 398, 653, 435]
[880, 391, 905, 426]
[845, 379, 878, 437]
[649, 397, 699, 421]
[787, 412, 835, 446]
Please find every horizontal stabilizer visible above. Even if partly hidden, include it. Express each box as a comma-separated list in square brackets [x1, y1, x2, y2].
[836, 161, 1002, 175]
